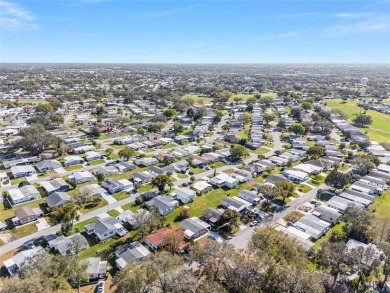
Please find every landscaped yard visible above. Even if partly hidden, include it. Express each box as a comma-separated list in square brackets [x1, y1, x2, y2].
[176, 172, 188, 179]
[107, 209, 120, 217]
[326, 99, 390, 142]
[251, 147, 270, 155]
[228, 92, 277, 102]
[89, 159, 105, 165]
[371, 190, 390, 219]
[79, 198, 108, 214]
[109, 153, 120, 160]
[283, 211, 304, 223]
[143, 148, 156, 153]
[297, 184, 313, 193]
[65, 164, 83, 172]
[308, 175, 325, 186]
[161, 143, 177, 149]
[11, 223, 38, 238]
[212, 161, 226, 168]
[112, 191, 131, 201]
[189, 167, 205, 175]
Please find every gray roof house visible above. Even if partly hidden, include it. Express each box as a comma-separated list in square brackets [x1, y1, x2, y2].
[46, 191, 71, 208]
[36, 160, 62, 172]
[115, 241, 151, 270]
[173, 187, 196, 204]
[133, 171, 154, 185]
[202, 208, 223, 225]
[313, 205, 342, 224]
[48, 233, 88, 255]
[8, 185, 40, 205]
[10, 165, 36, 178]
[180, 217, 210, 240]
[238, 189, 262, 205]
[81, 257, 108, 281]
[221, 196, 252, 212]
[84, 216, 128, 242]
[4, 246, 45, 276]
[68, 171, 96, 184]
[41, 178, 69, 195]
[294, 214, 331, 240]
[79, 183, 107, 197]
[145, 196, 179, 216]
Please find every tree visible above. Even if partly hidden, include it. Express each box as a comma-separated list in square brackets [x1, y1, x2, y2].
[263, 113, 275, 125]
[162, 227, 185, 254]
[50, 203, 79, 234]
[137, 127, 146, 135]
[229, 145, 249, 161]
[306, 145, 326, 159]
[242, 113, 251, 125]
[12, 124, 58, 155]
[289, 123, 306, 135]
[95, 172, 105, 182]
[302, 102, 313, 111]
[89, 126, 100, 138]
[275, 181, 295, 203]
[35, 103, 54, 115]
[343, 205, 374, 243]
[173, 121, 184, 133]
[149, 122, 165, 133]
[134, 208, 164, 238]
[118, 148, 136, 160]
[151, 175, 172, 192]
[325, 169, 350, 189]
[353, 157, 376, 176]
[186, 107, 194, 118]
[259, 184, 278, 205]
[193, 107, 207, 121]
[277, 119, 286, 129]
[353, 113, 372, 127]
[219, 209, 240, 233]
[163, 108, 177, 118]
[66, 257, 89, 293]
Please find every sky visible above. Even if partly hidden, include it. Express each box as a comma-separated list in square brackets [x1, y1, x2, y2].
[0, 0, 389, 63]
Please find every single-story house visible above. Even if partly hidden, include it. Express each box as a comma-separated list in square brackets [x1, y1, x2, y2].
[238, 189, 262, 205]
[312, 205, 342, 224]
[172, 160, 189, 172]
[202, 208, 223, 225]
[81, 257, 108, 281]
[209, 173, 238, 189]
[145, 196, 179, 216]
[36, 160, 62, 172]
[192, 181, 212, 194]
[8, 185, 40, 205]
[133, 171, 154, 185]
[10, 165, 36, 178]
[135, 157, 158, 167]
[79, 183, 107, 197]
[221, 196, 251, 212]
[117, 209, 150, 228]
[231, 169, 252, 182]
[84, 216, 128, 242]
[68, 171, 96, 184]
[180, 217, 210, 240]
[85, 151, 102, 161]
[326, 196, 360, 213]
[115, 161, 136, 172]
[144, 227, 169, 250]
[294, 214, 331, 240]
[102, 178, 132, 194]
[173, 187, 196, 204]
[293, 163, 323, 175]
[46, 191, 71, 208]
[41, 178, 69, 195]
[282, 169, 309, 183]
[63, 155, 85, 167]
[48, 233, 88, 255]
[115, 241, 151, 270]
[12, 206, 44, 226]
[4, 246, 45, 276]
[93, 165, 119, 176]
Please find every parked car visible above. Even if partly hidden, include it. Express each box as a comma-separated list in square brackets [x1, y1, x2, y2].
[97, 280, 105, 293]
[250, 220, 258, 227]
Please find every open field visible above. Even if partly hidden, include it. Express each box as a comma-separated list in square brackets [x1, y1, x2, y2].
[370, 190, 390, 219]
[229, 92, 277, 102]
[326, 99, 390, 142]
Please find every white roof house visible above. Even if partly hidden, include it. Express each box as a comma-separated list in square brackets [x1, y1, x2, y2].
[192, 181, 212, 194]
[209, 173, 238, 189]
[8, 185, 40, 205]
[293, 163, 322, 175]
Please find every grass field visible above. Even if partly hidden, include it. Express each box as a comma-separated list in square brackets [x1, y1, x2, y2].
[371, 190, 390, 219]
[326, 99, 390, 142]
[89, 159, 105, 165]
[228, 92, 277, 102]
[65, 164, 83, 172]
[9, 99, 48, 104]
[160, 143, 177, 149]
[184, 95, 213, 105]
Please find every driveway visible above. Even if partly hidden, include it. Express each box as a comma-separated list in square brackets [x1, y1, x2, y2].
[36, 218, 50, 231]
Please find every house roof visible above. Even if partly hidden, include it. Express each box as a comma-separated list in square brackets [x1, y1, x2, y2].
[85, 216, 123, 236]
[36, 160, 62, 170]
[144, 227, 168, 246]
[115, 241, 151, 266]
[180, 217, 210, 237]
[46, 192, 71, 207]
[81, 257, 107, 276]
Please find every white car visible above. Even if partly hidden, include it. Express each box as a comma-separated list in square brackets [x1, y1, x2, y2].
[97, 280, 105, 293]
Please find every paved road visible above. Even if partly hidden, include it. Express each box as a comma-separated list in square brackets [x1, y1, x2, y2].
[0, 123, 280, 256]
[330, 130, 341, 143]
[0, 193, 139, 255]
[228, 183, 327, 249]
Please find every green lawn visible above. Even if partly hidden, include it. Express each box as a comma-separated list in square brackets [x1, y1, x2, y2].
[137, 183, 153, 193]
[212, 161, 226, 168]
[9, 99, 48, 104]
[297, 184, 313, 193]
[237, 124, 250, 139]
[122, 202, 139, 212]
[112, 191, 131, 201]
[79, 198, 108, 214]
[165, 185, 245, 226]
[228, 92, 277, 102]
[11, 223, 38, 238]
[73, 217, 98, 232]
[176, 172, 188, 179]
[109, 153, 120, 160]
[189, 167, 205, 175]
[314, 222, 346, 251]
[65, 164, 83, 172]
[107, 209, 120, 217]
[89, 159, 105, 165]
[161, 143, 177, 149]
[251, 147, 271, 155]
[308, 175, 325, 186]
[97, 134, 108, 140]
[143, 148, 156, 153]
[371, 190, 390, 219]
[184, 95, 214, 105]
[326, 99, 390, 142]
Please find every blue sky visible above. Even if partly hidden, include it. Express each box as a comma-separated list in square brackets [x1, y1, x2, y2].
[1, 0, 389, 63]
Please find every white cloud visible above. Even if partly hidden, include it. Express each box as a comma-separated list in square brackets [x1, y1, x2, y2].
[336, 13, 372, 18]
[0, 0, 38, 31]
[144, 6, 196, 18]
